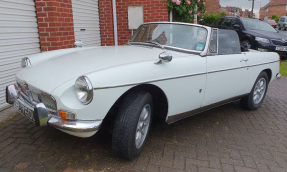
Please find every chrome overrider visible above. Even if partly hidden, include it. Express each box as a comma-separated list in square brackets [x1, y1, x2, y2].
[277, 73, 282, 79]
[6, 84, 102, 133]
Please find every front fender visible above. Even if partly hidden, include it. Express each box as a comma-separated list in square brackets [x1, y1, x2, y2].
[51, 78, 133, 120]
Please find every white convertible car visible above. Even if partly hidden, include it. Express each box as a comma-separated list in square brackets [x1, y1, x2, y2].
[6, 22, 281, 160]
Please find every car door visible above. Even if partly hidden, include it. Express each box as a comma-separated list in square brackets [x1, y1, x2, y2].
[202, 29, 250, 106]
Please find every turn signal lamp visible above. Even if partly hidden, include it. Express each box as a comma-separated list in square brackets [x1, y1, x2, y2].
[59, 110, 76, 120]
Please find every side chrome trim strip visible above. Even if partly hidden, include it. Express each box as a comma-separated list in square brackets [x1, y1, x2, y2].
[166, 94, 249, 124]
[208, 65, 248, 74]
[250, 60, 279, 67]
[94, 60, 279, 90]
[94, 72, 206, 90]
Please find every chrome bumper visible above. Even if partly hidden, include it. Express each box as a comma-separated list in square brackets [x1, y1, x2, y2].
[276, 73, 282, 79]
[6, 85, 102, 133]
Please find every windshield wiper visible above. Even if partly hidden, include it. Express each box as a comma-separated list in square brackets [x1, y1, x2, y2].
[145, 40, 164, 49]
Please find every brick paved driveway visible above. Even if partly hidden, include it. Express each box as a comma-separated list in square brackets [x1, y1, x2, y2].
[0, 77, 287, 172]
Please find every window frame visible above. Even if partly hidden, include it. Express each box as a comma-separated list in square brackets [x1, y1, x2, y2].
[208, 28, 219, 55]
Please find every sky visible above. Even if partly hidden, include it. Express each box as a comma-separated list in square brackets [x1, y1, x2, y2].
[220, 0, 270, 12]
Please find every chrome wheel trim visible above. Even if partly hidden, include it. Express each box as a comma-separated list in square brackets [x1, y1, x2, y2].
[242, 40, 250, 47]
[135, 104, 151, 149]
[253, 78, 266, 105]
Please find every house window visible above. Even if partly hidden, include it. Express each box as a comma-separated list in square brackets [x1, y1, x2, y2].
[265, 7, 269, 12]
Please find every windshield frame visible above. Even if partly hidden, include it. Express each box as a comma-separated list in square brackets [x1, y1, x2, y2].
[128, 22, 211, 56]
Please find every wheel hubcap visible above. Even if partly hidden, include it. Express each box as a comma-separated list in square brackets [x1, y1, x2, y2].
[135, 104, 151, 149]
[253, 78, 266, 104]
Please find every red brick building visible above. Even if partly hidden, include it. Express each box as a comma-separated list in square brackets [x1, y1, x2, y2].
[205, 0, 220, 14]
[259, 0, 287, 20]
[99, 0, 169, 46]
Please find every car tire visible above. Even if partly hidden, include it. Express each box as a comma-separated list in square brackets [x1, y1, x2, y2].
[241, 40, 251, 50]
[241, 71, 269, 110]
[112, 90, 153, 160]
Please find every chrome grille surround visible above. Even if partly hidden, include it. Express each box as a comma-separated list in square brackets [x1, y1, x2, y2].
[16, 81, 58, 115]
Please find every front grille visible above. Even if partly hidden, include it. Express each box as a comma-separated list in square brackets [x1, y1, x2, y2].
[271, 39, 287, 46]
[16, 82, 57, 114]
[31, 92, 57, 113]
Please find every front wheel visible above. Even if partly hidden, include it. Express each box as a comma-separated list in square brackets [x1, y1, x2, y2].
[112, 91, 153, 160]
[241, 71, 269, 110]
[241, 40, 251, 51]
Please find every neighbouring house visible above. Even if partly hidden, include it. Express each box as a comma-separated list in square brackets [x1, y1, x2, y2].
[0, 0, 169, 110]
[220, 6, 254, 18]
[242, 9, 253, 18]
[205, 0, 220, 14]
[220, 6, 241, 16]
[259, 0, 287, 20]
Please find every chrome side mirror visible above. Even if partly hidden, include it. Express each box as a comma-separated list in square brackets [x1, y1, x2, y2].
[21, 57, 31, 68]
[155, 51, 172, 64]
[74, 41, 84, 48]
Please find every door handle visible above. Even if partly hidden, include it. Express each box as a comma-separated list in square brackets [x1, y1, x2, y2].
[240, 58, 249, 62]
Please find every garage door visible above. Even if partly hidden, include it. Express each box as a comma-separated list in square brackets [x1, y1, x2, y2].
[72, 0, 101, 47]
[0, 0, 41, 111]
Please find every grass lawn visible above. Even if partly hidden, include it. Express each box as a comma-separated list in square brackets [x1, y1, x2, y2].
[280, 60, 287, 76]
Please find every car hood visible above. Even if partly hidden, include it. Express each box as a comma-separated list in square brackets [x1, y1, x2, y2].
[245, 29, 287, 40]
[16, 46, 170, 93]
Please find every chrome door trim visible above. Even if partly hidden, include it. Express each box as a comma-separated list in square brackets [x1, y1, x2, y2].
[93, 60, 279, 90]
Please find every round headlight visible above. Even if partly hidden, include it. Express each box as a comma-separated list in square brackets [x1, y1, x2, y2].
[75, 76, 93, 104]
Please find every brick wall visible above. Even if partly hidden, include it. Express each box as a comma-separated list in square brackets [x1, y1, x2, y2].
[35, 0, 75, 51]
[260, 6, 287, 20]
[99, 0, 169, 46]
[205, 0, 220, 14]
[269, 6, 287, 19]
[99, 0, 115, 46]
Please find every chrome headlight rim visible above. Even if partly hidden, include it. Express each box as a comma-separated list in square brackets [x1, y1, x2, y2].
[255, 37, 270, 44]
[21, 57, 31, 68]
[75, 76, 93, 105]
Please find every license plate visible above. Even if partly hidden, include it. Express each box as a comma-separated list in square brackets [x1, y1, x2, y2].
[276, 46, 287, 51]
[14, 100, 35, 122]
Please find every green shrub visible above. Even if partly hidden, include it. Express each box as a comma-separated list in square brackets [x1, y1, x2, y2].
[271, 15, 279, 23]
[199, 12, 226, 26]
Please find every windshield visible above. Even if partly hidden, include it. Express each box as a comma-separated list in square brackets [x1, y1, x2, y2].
[130, 23, 208, 52]
[241, 18, 277, 32]
[267, 20, 276, 23]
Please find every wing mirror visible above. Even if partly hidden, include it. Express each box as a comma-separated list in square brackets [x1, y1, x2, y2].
[74, 41, 84, 48]
[233, 24, 241, 30]
[155, 51, 172, 64]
